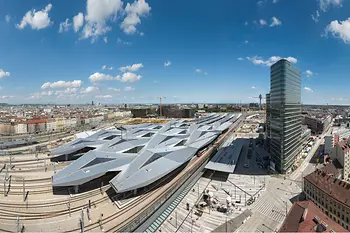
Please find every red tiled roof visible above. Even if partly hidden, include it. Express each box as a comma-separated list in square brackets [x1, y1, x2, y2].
[25, 119, 48, 124]
[279, 200, 347, 233]
[304, 169, 350, 208]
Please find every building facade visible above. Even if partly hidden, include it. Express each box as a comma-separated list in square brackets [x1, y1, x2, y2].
[304, 168, 350, 230]
[269, 59, 302, 173]
[331, 139, 350, 180]
[303, 115, 332, 135]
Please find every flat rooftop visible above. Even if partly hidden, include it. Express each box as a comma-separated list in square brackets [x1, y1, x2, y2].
[205, 139, 243, 173]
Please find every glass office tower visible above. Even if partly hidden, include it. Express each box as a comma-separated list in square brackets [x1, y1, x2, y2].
[269, 59, 301, 173]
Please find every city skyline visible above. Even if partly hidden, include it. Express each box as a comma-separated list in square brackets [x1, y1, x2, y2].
[1, 0, 350, 105]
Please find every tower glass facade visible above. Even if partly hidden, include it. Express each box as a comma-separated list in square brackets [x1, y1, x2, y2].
[269, 59, 301, 173]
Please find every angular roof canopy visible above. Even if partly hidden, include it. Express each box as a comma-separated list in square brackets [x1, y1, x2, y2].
[52, 113, 241, 193]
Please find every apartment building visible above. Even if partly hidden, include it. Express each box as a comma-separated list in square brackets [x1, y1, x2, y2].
[303, 114, 332, 135]
[279, 200, 347, 233]
[330, 138, 350, 181]
[303, 165, 350, 230]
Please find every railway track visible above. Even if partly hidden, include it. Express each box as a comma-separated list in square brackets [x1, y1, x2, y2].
[0, 185, 111, 209]
[0, 186, 112, 219]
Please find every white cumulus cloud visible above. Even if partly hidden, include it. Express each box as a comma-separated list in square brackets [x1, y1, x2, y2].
[318, 0, 343, 12]
[237, 57, 244, 61]
[270, 17, 282, 27]
[89, 72, 119, 83]
[96, 94, 112, 99]
[195, 69, 202, 73]
[120, 72, 142, 82]
[325, 18, 350, 44]
[17, 4, 53, 30]
[81, 0, 124, 42]
[120, 0, 151, 34]
[41, 80, 82, 89]
[124, 86, 135, 91]
[119, 63, 143, 72]
[59, 18, 71, 33]
[73, 12, 84, 32]
[0, 69, 10, 78]
[311, 11, 320, 23]
[81, 86, 99, 93]
[252, 86, 257, 89]
[246, 56, 297, 67]
[304, 87, 313, 92]
[5, 15, 11, 23]
[104, 37, 108, 43]
[306, 70, 313, 77]
[108, 87, 120, 92]
[259, 19, 267, 26]
[164, 61, 171, 67]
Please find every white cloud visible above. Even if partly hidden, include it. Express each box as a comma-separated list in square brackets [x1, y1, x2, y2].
[124, 86, 135, 91]
[81, 86, 99, 93]
[332, 97, 347, 101]
[244, 40, 249, 44]
[237, 57, 244, 61]
[311, 11, 320, 23]
[325, 18, 350, 44]
[259, 19, 267, 26]
[17, 4, 53, 30]
[244, 21, 248, 26]
[73, 12, 84, 32]
[96, 94, 112, 99]
[5, 15, 10, 23]
[41, 80, 82, 89]
[119, 63, 143, 72]
[164, 61, 171, 67]
[273, 0, 279, 3]
[140, 32, 144, 36]
[246, 56, 297, 66]
[81, 0, 123, 42]
[120, 72, 142, 82]
[117, 37, 132, 45]
[153, 80, 159, 83]
[318, 0, 343, 12]
[102, 65, 107, 70]
[0, 95, 15, 99]
[270, 17, 282, 27]
[108, 66, 113, 70]
[89, 72, 119, 83]
[59, 18, 71, 33]
[104, 37, 108, 43]
[0, 69, 10, 78]
[120, 0, 151, 34]
[108, 87, 120, 92]
[306, 70, 313, 77]
[252, 86, 257, 89]
[195, 69, 202, 73]
[304, 87, 313, 92]
[257, 1, 265, 6]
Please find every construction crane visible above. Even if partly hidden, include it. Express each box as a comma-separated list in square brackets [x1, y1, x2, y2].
[156, 96, 166, 117]
[251, 94, 266, 109]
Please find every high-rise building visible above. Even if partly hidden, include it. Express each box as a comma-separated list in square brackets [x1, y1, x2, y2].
[268, 59, 302, 173]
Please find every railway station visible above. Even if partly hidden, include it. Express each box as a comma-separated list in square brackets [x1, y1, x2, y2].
[0, 113, 244, 232]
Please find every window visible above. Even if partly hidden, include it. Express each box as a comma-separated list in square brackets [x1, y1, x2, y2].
[342, 214, 344, 220]
[346, 217, 349, 223]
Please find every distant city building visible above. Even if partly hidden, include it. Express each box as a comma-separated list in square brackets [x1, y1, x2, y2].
[267, 59, 302, 173]
[303, 165, 350, 230]
[279, 200, 347, 233]
[303, 114, 332, 135]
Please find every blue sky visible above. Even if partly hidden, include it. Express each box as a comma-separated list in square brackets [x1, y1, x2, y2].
[0, 0, 350, 105]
